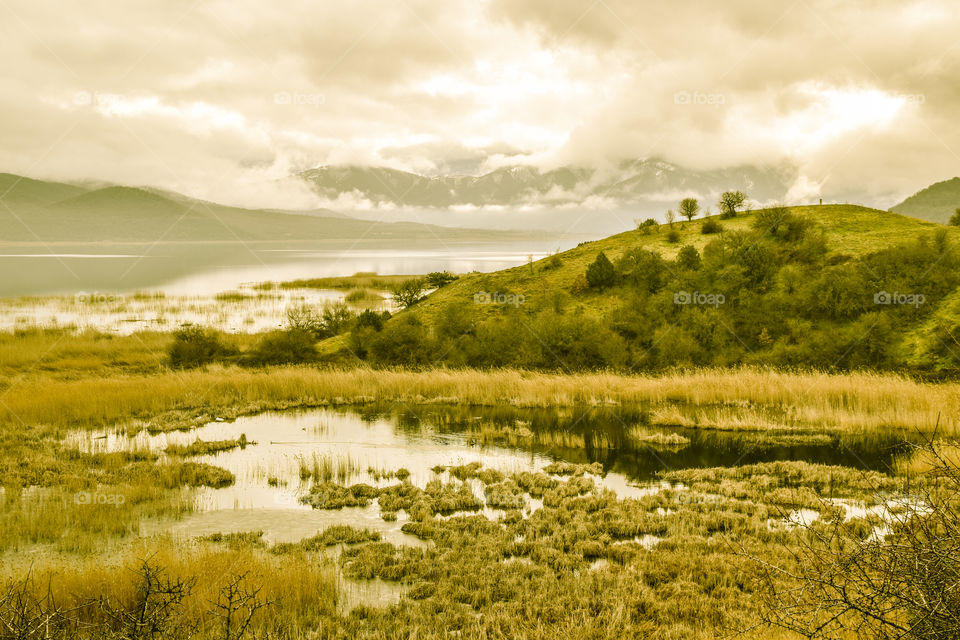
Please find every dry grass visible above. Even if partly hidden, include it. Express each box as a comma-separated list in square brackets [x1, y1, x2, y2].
[0, 366, 956, 434]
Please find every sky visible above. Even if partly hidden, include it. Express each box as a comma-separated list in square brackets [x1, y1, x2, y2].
[1, 0, 958, 210]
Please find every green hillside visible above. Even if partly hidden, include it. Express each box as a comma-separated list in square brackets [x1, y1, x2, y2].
[0, 173, 89, 208]
[342, 204, 960, 375]
[0, 175, 549, 244]
[891, 177, 960, 223]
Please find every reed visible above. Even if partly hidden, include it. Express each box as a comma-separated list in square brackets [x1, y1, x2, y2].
[1, 366, 956, 434]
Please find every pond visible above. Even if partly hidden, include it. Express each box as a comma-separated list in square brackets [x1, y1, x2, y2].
[71, 404, 911, 541]
[67, 403, 915, 611]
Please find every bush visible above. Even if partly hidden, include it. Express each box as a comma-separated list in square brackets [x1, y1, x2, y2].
[701, 218, 723, 234]
[585, 252, 617, 289]
[950, 208, 960, 226]
[676, 245, 702, 271]
[355, 309, 390, 332]
[242, 328, 318, 366]
[425, 271, 458, 288]
[168, 327, 232, 368]
[636, 218, 659, 234]
[666, 229, 681, 243]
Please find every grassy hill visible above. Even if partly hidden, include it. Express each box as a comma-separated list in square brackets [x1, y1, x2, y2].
[417, 204, 952, 317]
[0, 175, 552, 244]
[341, 204, 960, 375]
[891, 177, 960, 223]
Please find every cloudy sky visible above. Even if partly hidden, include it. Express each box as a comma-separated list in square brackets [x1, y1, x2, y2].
[1, 0, 958, 209]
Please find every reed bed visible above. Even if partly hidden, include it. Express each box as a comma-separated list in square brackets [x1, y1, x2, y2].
[297, 452, 362, 483]
[0, 366, 956, 434]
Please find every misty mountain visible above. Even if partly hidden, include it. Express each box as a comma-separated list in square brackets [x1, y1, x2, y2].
[299, 159, 797, 209]
[0, 174, 554, 244]
[890, 177, 960, 223]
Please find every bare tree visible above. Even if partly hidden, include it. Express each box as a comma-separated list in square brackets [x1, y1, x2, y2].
[0, 572, 73, 639]
[210, 573, 272, 640]
[96, 559, 196, 640]
[750, 436, 960, 639]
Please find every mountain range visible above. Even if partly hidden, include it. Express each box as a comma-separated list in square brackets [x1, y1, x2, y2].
[299, 159, 798, 210]
[0, 173, 545, 245]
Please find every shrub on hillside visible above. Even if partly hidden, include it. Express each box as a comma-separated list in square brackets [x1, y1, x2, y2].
[585, 252, 617, 289]
[701, 218, 723, 234]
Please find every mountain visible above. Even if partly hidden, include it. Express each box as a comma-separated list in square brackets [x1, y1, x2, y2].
[890, 177, 960, 223]
[0, 173, 89, 209]
[299, 160, 796, 209]
[0, 175, 550, 244]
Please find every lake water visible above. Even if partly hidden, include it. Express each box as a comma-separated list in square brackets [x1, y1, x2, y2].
[0, 239, 565, 298]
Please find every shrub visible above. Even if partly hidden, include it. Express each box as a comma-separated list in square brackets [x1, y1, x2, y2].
[585, 252, 617, 289]
[425, 271, 458, 287]
[666, 229, 681, 243]
[243, 329, 318, 366]
[167, 327, 232, 368]
[701, 218, 723, 234]
[355, 309, 390, 332]
[949, 208, 960, 226]
[676, 245, 702, 271]
[636, 218, 659, 234]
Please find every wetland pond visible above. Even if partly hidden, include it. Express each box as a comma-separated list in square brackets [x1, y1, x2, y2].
[69, 404, 913, 610]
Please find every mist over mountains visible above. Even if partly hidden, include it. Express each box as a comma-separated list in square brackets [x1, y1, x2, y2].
[299, 159, 798, 211]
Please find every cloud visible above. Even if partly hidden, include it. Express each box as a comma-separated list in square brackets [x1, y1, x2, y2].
[0, 0, 957, 211]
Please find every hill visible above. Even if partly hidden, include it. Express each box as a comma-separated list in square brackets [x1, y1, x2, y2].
[299, 160, 795, 209]
[891, 177, 960, 223]
[0, 175, 553, 244]
[0, 173, 88, 209]
[340, 204, 960, 375]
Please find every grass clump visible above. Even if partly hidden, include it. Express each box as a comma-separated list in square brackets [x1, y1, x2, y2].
[156, 462, 235, 488]
[164, 434, 249, 456]
[271, 526, 381, 554]
[300, 482, 376, 509]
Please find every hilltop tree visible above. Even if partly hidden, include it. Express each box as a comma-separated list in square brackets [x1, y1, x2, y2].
[665, 209, 676, 227]
[585, 252, 617, 289]
[719, 190, 747, 219]
[950, 207, 960, 226]
[679, 198, 700, 223]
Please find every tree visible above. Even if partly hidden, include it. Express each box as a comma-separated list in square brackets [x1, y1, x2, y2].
[950, 207, 960, 226]
[718, 190, 747, 219]
[679, 198, 700, 223]
[585, 252, 616, 289]
[665, 209, 676, 227]
[391, 279, 427, 308]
